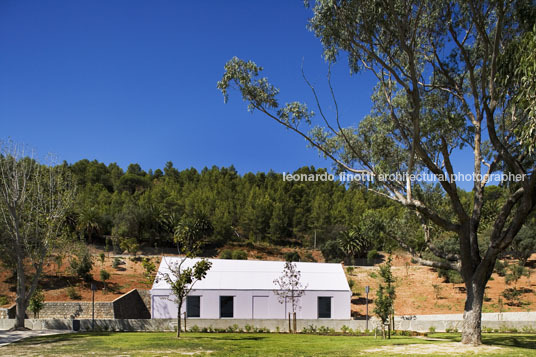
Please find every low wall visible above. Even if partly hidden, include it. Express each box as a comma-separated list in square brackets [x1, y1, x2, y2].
[11, 289, 151, 320]
[1, 314, 535, 332]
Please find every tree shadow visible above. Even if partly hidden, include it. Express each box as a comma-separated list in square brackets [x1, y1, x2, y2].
[352, 297, 373, 305]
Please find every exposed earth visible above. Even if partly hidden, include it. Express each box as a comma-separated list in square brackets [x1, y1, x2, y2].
[0, 246, 535, 316]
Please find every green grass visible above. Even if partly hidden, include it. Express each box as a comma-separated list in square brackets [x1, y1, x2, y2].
[2, 332, 536, 356]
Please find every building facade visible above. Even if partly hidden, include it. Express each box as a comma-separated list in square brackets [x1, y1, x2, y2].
[150, 258, 351, 320]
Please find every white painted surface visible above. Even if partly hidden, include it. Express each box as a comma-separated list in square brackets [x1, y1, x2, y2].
[252, 296, 270, 319]
[151, 257, 351, 320]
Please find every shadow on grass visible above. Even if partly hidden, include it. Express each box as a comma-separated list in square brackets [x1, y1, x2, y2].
[13, 332, 114, 347]
[192, 335, 267, 341]
[434, 333, 536, 350]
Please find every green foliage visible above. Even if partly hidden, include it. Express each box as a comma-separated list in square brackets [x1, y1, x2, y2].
[231, 250, 248, 260]
[119, 237, 140, 256]
[505, 263, 529, 286]
[428, 326, 436, 333]
[346, 266, 354, 274]
[69, 248, 94, 283]
[284, 251, 301, 262]
[66, 286, 81, 300]
[373, 256, 396, 338]
[495, 261, 508, 277]
[0, 295, 9, 306]
[29, 289, 45, 318]
[219, 249, 233, 259]
[437, 268, 464, 284]
[100, 269, 110, 284]
[366, 249, 378, 264]
[99, 253, 105, 265]
[141, 258, 156, 284]
[112, 257, 121, 269]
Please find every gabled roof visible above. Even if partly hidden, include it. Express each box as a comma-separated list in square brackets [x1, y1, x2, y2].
[151, 257, 350, 292]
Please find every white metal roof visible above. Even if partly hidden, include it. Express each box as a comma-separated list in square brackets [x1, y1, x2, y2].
[151, 257, 350, 292]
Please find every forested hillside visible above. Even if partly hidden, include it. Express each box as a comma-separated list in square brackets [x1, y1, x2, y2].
[58, 159, 535, 265]
[66, 160, 393, 260]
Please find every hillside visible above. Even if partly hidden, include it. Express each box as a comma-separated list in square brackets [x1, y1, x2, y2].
[1, 248, 534, 316]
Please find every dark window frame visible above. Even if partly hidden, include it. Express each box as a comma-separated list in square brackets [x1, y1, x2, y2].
[219, 296, 234, 318]
[186, 295, 201, 318]
[317, 296, 332, 319]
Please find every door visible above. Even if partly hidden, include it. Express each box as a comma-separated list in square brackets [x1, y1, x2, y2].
[252, 296, 269, 319]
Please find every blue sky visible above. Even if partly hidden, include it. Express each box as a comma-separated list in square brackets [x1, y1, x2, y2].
[1, 1, 475, 185]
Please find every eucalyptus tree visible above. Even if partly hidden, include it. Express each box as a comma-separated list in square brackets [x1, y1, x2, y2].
[218, 0, 536, 345]
[0, 141, 75, 329]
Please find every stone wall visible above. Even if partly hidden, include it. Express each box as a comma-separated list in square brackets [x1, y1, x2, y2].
[29, 301, 115, 319]
[9, 289, 152, 320]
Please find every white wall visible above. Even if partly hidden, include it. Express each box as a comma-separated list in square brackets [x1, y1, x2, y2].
[151, 289, 351, 320]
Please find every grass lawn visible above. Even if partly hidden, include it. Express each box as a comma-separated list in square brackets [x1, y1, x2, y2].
[1, 332, 536, 356]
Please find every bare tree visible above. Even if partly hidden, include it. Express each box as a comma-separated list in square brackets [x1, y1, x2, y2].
[0, 141, 75, 329]
[273, 261, 308, 333]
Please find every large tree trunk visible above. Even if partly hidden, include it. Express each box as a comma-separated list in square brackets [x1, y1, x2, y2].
[15, 258, 27, 330]
[461, 280, 486, 345]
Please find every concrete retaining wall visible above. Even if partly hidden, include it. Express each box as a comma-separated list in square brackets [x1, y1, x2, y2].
[1, 314, 535, 332]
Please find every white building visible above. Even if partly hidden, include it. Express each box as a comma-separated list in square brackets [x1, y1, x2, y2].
[151, 257, 351, 320]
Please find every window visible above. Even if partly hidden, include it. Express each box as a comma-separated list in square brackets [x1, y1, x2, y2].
[220, 296, 234, 318]
[186, 296, 200, 318]
[318, 297, 331, 318]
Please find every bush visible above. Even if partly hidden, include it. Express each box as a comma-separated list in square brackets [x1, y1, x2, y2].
[348, 279, 355, 291]
[341, 325, 353, 334]
[244, 324, 253, 333]
[318, 326, 335, 334]
[219, 249, 233, 259]
[189, 325, 200, 333]
[438, 268, 464, 284]
[0, 295, 9, 306]
[304, 252, 316, 262]
[232, 250, 248, 260]
[284, 251, 301, 262]
[112, 257, 121, 269]
[495, 260, 507, 277]
[428, 326, 436, 333]
[367, 249, 378, 263]
[66, 286, 81, 300]
[29, 289, 45, 318]
[99, 252, 106, 265]
[346, 266, 354, 274]
[70, 252, 93, 282]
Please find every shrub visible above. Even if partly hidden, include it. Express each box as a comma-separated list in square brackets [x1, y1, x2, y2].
[99, 252, 106, 265]
[304, 252, 316, 262]
[367, 249, 378, 263]
[341, 325, 353, 334]
[189, 325, 200, 333]
[428, 326, 436, 333]
[232, 250, 248, 260]
[495, 260, 507, 277]
[302, 325, 318, 333]
[70, 252, 93, 282]
[66, 286, 81, 300]
[348, 279, 355, 291]
[0, 295, 9, 306]
[112, 257, 121, 269]
[100, 269, 110, 292]
[219, 249, 233, 259]
[346, 266, 354, 274]
[318, 326, 335, 334]
[29, 289, 45, 318]
[284, 251, 300, 262]
[244, 324, 253, 333]
[438, 268, 464, 284]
